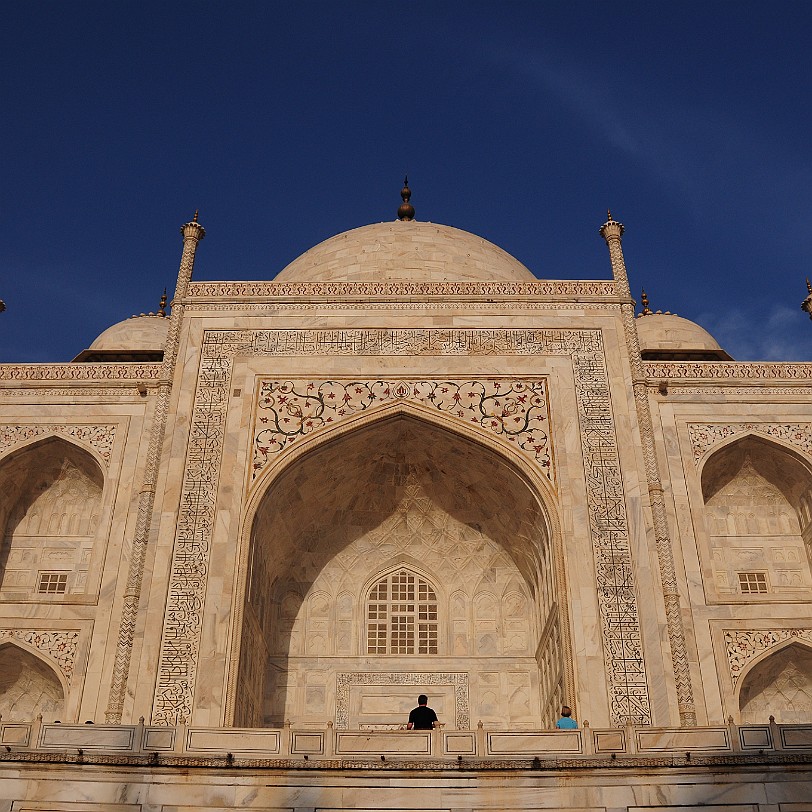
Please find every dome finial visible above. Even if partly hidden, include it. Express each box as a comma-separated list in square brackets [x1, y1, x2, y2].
[192, 210, 199, 223]
[607, 209, 613, 222]
[802, 279, 812, 320]
[158, 288, 168, 317]
[397, 176, 415, 221]
[640, 288, 653, 316]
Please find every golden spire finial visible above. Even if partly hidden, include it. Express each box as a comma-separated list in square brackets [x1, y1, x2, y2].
[640, 288, 653, 316]
[607, 209, 613, 222]
[192, 210, 199, 223]
[806, 278, 812, 295]
[158, 288, 168, 317]
[397, 176, 415, 221]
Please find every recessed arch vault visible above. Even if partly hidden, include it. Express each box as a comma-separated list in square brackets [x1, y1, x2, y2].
[0, 436, 104, 599]
[230, 407, 569, 730]
[699, 434, 812, 598]
[0, 641, 66, 722]
[738, 640, 812, 724]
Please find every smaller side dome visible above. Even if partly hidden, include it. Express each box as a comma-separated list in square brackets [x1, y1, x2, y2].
[636, 313, 731, 361]
[73, 314, 168, 362]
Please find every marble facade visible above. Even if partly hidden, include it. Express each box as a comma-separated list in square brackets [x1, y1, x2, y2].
[1, 210, 812, 808]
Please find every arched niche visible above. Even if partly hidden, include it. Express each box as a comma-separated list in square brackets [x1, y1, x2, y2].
[700, 435, 812, 599]
[0, 436, 103, 600]
[0, 641, 65, 722]
[739, 641, 812, 724]
[235, 412, 566, 730]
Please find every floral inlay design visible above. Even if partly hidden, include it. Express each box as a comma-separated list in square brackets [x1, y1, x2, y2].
[0, 424, 116, 466]
[724, 629, 812, 687]
[252, 379, 550, 482]
[0, 629, 80, 683]
[688, 423, 812, 464]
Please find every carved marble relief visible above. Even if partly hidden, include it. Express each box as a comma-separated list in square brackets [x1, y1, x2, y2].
[188, 280, 619, 299]
[0, 629, 79, 683]
[152, 328, 651, 726]
[251, 379, 551, 485]
[689, 423, 812, 464]
[724, 628, 812, 694]
[336, 671, 469, 730]
[0, 424, 116, 466]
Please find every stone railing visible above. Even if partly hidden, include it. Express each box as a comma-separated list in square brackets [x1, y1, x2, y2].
[2, 718, 811, 763]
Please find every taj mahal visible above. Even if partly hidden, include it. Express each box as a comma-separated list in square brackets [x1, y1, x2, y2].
[1, 183, 812, 810]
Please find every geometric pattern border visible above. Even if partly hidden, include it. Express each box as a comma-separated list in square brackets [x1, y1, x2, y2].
[688, 423, 812, 464]
[335, 672, 469, 730]
[151, 328, 651, 726]
[251, 378, 552, 485]
[724, 628, 812, 687]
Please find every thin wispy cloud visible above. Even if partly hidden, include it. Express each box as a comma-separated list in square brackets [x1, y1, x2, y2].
[696, 305, 812, 361]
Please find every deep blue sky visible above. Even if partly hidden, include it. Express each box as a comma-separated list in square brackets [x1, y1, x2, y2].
[2, 2, 811, 362]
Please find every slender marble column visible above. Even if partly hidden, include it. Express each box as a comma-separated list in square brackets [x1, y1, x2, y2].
[600, 214, 697, 726]
[105, 215, 205, 723]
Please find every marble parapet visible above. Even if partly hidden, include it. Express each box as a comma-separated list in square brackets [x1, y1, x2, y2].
[2, 719, 808, 763]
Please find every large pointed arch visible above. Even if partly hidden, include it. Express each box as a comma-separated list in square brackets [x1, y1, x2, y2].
[226, 403, 569, 730]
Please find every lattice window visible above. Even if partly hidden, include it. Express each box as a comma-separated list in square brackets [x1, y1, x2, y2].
[366, 569, 438, 655]
[37, 572, 68, 594]
[738, 571, 769, 594]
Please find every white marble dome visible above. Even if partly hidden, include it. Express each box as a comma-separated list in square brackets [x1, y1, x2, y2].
[89, 314, 169, 352]
[636, 313, 730, 360]
[273, 220, 536, 283]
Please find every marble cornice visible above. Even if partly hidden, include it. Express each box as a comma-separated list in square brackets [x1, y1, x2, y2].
[646, 361, 812, 381]
[185, 279, 620, 302]
[2, 750, 812, 771]
[0, 363, 162, 382]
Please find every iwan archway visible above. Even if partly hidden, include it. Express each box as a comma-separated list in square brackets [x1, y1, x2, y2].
[233, 409, 570, 730]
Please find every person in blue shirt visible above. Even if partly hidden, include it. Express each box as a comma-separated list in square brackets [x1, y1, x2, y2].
[555, 705, 578, 729]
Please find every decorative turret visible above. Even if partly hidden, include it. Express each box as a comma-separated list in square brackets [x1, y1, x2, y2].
[397, 177, 415, 221]
[599, 210, 629, 296]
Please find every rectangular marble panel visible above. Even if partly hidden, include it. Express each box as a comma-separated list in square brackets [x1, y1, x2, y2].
[291, 731, 324, 754]
[12, 804, 141, 811]
[781, 725, 812, 748]
[143, 727, 175, 750]
[334, 731, 431, 755]
[186, 727, 281, 753]
[593, 729, 625, 753]
[444, 731, 476, 754]
[629, 807, 755, 812]
[739, 725, 771, 749]
[39, 724, 136, 750]
[637, 727, 730, 752]
[1, 723, 30, 745]
[487, 731, 582, 754]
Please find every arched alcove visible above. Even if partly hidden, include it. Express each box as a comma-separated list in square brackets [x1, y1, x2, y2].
[0, 437, 103, 600]
[236, 413, 564, 730]
[700, 435, 812, 598]
[739, 642, 812, 723]
[0, 642, 65, 721]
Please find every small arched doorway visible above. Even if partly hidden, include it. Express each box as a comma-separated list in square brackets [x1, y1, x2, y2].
[236, 412, 566, 730]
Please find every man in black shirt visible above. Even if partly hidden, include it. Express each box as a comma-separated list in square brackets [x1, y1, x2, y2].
[407, 694, 438, 730]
